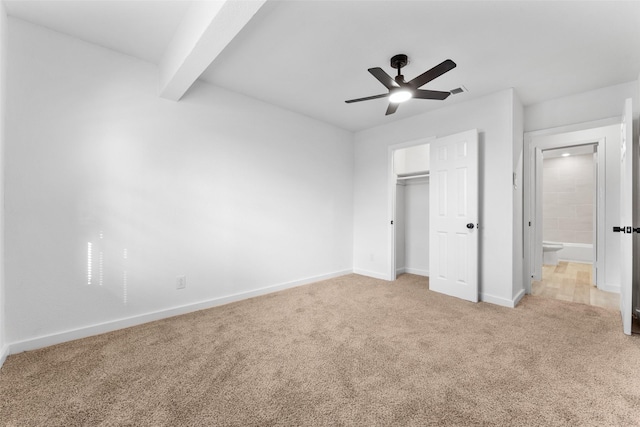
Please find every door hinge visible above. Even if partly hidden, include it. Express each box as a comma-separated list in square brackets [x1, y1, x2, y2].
[391, 220, 394, 225]
[613, 226, 640, 233]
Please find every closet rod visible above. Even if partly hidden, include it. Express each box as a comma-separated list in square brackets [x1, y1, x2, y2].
[397, 173, 430, 181]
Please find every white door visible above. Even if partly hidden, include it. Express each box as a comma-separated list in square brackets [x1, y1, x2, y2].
[620, 98, 633, 335]
[429, 129, 479, 302]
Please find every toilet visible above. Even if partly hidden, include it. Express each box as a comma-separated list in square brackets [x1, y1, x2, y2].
[542, 241, 564, 265]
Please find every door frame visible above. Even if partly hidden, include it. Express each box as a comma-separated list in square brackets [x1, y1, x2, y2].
[531, 142, 601, 283]
[387, 136, 435, 281]
[523, 117, 621, 295]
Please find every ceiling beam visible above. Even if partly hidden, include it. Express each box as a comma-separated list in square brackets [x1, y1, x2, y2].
[159, 0, 267, 101]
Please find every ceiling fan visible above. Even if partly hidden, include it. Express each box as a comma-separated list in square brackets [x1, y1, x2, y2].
[345, 54, 456, 115]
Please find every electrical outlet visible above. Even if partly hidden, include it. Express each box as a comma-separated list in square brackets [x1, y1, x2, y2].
[176, 275, 186, 290]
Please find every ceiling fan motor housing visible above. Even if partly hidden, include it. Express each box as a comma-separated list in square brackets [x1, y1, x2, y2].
[390, 54, 408, 69]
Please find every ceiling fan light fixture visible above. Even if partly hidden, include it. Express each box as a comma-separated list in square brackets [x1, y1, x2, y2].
[389, 89, 412, 103]
[345, 55, 457, 115]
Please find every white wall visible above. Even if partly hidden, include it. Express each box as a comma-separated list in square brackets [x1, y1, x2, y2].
[5, 19, 354, 348]
[524, 81, 638, 132]
[354, 89, 520, 306]
[394, 144, 430, 176]
[403, 179, 429, 276]
[0, 0, 7, 367]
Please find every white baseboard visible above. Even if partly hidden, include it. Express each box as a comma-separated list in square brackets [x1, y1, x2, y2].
[396, 267, 406, 275]
[404, 268, 429, 277]
[0, 344, 9, 369]
[8, 269, 352, 355]
[512, 289, 526, 307]
[353, 268, 391, 281]
[598, 283, 620, 293]
[481, 292, 520, 308]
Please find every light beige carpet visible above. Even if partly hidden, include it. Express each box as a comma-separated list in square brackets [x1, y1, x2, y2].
[1, 273, 639, 426]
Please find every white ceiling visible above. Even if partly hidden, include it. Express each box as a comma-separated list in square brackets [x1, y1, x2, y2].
[5, 0, 640, 132]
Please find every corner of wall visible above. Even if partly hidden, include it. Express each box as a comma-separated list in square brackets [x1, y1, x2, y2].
[480, 291, 522, 308]
[0, 344, 8, 369]
[511, 89, 525, 299]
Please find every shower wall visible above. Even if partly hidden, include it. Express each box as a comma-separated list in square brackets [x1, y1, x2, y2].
[543, 153, 594, 261]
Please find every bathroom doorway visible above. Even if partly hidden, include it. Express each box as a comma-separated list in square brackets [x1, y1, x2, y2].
[524, 119, 623, 310]
[533, 144, 616, 309]
[539, 145, 597, 283]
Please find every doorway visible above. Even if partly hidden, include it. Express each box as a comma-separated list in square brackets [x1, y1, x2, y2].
[524, 119, 623, 308]
[537, 144, 599, 282]
[531, 144, 618, 310]
[388, 138, 433, 281]
[395, 172, 430, 278]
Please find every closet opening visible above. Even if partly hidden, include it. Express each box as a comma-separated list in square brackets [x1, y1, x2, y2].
[388, 139, 432, 281]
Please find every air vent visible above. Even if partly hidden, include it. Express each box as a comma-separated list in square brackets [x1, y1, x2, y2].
[450, 85, 468, 95]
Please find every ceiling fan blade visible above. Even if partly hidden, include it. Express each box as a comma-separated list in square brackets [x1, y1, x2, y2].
[413, 89, 451, 100]
[368, 67, 400, 90]
[345, 93, 389, 103]
[408, 59, 456, 89]
[385, 103, 399, 116]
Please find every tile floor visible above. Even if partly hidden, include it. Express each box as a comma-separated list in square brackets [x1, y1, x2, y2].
[531, 261, 619, 310]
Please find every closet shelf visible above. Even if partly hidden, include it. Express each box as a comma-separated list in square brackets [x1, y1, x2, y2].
[397, 173, 430, 181]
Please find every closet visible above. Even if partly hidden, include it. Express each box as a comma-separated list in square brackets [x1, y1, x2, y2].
[394, 143, 430, 278]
